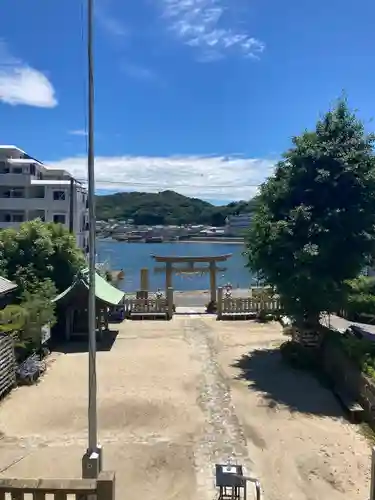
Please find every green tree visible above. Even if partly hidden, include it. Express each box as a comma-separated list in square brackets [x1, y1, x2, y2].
[0, 219, 85, 295]
[20, 279, 57, 345]
[245, 99, 375, 325]
[0, 304, 28, 334]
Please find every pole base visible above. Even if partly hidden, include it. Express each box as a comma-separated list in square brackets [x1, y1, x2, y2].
[82, 445, 103, 478]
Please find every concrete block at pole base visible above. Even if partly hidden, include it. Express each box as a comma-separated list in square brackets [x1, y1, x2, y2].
[82, 446, 102, 479]
[97, 444, 103, 472]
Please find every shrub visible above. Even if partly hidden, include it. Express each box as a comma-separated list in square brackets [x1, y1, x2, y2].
[345, 292, 375, 321]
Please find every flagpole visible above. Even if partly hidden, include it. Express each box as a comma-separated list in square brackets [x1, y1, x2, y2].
[82, 0, 102, 478]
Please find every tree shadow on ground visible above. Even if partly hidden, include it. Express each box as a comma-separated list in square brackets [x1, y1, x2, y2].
[53, 329, 119, 354]
[232, 347, 344, 418]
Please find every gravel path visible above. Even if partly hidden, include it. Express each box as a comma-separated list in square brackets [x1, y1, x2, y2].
[181, 316, 252, 499]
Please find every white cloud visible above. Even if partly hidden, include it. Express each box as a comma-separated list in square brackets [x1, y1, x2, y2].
[69, 129, 88, 136]
[47, 154, 276, 201]
[96, 4, 129, 38]
[160, 0, 264, 60]
[123, 64, 158, 81]
[0, 41, 57, 108]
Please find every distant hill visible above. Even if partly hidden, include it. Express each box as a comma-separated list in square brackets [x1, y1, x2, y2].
[96, 190, 259, 226]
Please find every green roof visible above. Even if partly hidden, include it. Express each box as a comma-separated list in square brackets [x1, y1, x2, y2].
[54, 268, 125, 306]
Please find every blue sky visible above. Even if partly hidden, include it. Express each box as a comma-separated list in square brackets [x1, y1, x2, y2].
[0, 0, 374, 203]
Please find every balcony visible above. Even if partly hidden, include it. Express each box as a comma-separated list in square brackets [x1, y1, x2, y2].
[0, 173, 29, 186]
[0, 197, 48, 211]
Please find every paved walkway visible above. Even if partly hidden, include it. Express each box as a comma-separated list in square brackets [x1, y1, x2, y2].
[0, 315, 371, 500]
[323, 313, 375, 338]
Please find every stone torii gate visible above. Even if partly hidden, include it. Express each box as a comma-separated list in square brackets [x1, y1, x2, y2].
[152, 254, 232, 303]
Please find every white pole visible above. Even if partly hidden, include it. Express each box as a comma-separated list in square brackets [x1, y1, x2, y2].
[87, 0, 97, 456]
[82, 0, 101, 479]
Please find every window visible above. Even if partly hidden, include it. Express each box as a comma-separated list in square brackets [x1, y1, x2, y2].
[30, 164, 36, 176]
[53, 190, 66, 201]
[12, 189, 24, 198]
[12, 167, 23, 174]
[0, 161, 9, 174]
[4, 214, 11, 222]
[32, 187, 45, 199]
[53, 214, 66, 224]
[13, 213, 24, 222]
[2, 189, 25, 198]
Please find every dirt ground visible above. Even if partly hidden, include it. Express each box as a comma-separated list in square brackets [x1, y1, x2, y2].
[0, 314, 371, 500]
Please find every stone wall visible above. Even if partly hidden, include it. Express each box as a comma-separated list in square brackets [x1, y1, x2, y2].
[322, 336, 375, 426]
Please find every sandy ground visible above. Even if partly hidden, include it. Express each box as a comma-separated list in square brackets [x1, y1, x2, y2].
[0, 314, 371, 500]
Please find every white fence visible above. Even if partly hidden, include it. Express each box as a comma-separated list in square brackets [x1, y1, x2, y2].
[217, 288, 281, 320]
[123, 288, 174, 319]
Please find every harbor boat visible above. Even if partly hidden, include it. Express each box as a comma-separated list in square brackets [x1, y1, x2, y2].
[127, 235, 143, 242]
[145, 236, 164, 243]
[112, 234, 128, 241]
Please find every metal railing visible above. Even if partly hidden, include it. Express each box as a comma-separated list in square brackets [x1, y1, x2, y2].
[234, 474, 261, 500]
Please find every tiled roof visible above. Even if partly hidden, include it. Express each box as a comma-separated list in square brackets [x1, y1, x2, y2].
[53, 268, 124, 307]
[0, 276, 17, 296]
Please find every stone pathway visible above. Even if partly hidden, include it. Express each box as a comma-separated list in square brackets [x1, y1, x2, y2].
[181, 316, 253, 500]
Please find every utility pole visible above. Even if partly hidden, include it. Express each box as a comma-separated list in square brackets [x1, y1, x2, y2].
[82, 0, 102, 479]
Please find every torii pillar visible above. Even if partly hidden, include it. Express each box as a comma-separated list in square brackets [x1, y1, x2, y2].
[165, 262, 173, 291]
[209, 261, 217, 303]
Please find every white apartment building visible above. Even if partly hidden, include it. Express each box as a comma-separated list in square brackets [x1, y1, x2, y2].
[225, 213, 252, 235]
[0, 145, 89, 252]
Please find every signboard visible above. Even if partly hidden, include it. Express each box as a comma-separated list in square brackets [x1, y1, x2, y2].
[41, 324, 51, 344]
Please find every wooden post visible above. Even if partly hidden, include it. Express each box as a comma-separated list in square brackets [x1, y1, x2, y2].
[140, 268, 149, 296]
[167, 287, 174, 319]
[97, 471, 116, 500]
[65, 309, 71, 341]
[217, 287, 223, 319]
[209, 261, 217, 303]
[166, 262, 173, 291]
[370, 447, 375, 500]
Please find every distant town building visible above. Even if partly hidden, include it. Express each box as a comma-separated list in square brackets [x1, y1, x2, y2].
[0, 145, 88, 251]
[225, 213, 252, 235]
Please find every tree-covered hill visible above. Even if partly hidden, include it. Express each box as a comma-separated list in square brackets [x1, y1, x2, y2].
[95, 190, 259, 226]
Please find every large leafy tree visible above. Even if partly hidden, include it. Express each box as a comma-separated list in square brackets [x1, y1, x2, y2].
[0, 219, 85, 295]
[245, 99, 375, 324]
